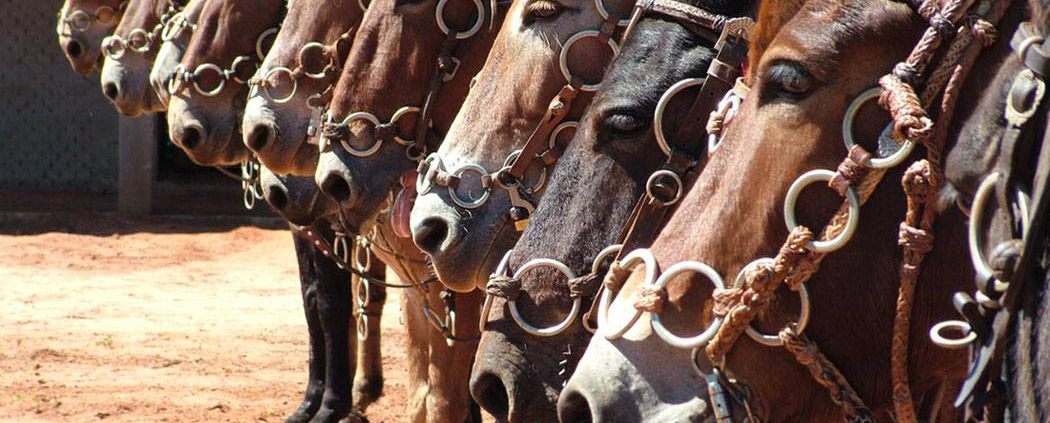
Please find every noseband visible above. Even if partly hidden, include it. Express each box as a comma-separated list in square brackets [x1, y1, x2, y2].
[101, 0, 185, 60]
[58, 1, 129, 37]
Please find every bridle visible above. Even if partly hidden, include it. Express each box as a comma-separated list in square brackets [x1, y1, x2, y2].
[58, 1, 129, 36]
[931, 17, 1050, 423]
[415, 0, 627, 232]
[586, 0, 1009, 422]
[478, 0, 752, 346]
[167, 25, 280, 98]
[310, 0, 500, 165]
[101, 0, 185, 60]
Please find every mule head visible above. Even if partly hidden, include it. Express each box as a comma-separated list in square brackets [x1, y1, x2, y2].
[57, 0, 126, 75]
[243, 0, 364, 176]
[407, 0, 631, 295]
[148, 0, 205, 109]
[312, 0, 508, 238]
[567, 0, 979, 421]
[166, 0, 284, 166]
[99, 0, 178, 116]
[451, 0, 757, 420]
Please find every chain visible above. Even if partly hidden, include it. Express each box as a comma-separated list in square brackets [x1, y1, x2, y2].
[59, 1, 129, 35]
[101, 0, 183, 60]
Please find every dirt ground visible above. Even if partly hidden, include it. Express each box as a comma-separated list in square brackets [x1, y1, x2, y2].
[0, 212, 486, 423]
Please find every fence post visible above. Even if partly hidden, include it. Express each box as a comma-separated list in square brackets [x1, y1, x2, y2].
[117, 115, 157, 213]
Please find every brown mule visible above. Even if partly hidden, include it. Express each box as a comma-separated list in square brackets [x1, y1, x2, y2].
[564, 0, 1023, 421]
[57, 0, 127, 75]
[165, 0, 283, 166]
[242, 0, 365, 176]
[148, 0, 206, 109]
[99, 0, 183, 116]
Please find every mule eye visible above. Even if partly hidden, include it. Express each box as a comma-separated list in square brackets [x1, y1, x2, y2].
[601, 113, 648, 138]
[764, 62, 815, 99]
[524, 0, 564, 23]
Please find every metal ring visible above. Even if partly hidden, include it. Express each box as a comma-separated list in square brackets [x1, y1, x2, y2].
[650, 261, 725, 349]
[67, 10, 93, 31]
[96, 6, 119, 25]
[338, 112, 384, 157]
[707, 90, 740, 154]
[256, 27, 279, 61]
[783, 169, 860, 253]
[417, 154, 442, 194]
[732, 258, 811, 346]
[435, 0, 485, 39]
[654, 78, 705, 157]
[243, 183, 256, 209]
[357, 314, 369, 341]
[390, 106, 422, 146]
[842, 87, 915, 169]
[127, 28, 152, 52]
[229, 56, 255, 84]
[354, 239, 371, 273]
[448, 164, 492, 209]
[645, 169, 683, 207]
[263, 67, 298, 103]
[168, 64, 187, 94]
[359, 0, 368, 12]
[334, 234, 350, 267]
[549, 121, 577, 151]
[969, 172, 1000, 288]
[598, 249, 657, 340]
[507, 258, 580, 337]
[930, 320, 976, 349]
[503, 150, 546, 195]
[298, 42, 330, 79]
[593, 0, 632, 26]
[559, 30, 619, 92]
[591, 244, 623, 275]
[102, 35, 126, 59]
[480, 250, 513, 333]
[192, 63, 226, 97]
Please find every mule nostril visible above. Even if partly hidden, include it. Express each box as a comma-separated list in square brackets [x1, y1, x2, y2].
[320, 173, 353, 203]
[558, 388, 595, 423]
[471, 372, 510, 421]
[413, 217, 449, 255]
[103, 82, 119, 101]
[66, 40, 82, 58]
[179, 126, 202, 150]
[247, 124, 272, 152]
[266, 184, 289, 211]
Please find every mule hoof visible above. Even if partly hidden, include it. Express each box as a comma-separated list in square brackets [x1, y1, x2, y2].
[351, 378, 383, 410]
[283, 397, 321, 423]
[307, 403, 348, 423]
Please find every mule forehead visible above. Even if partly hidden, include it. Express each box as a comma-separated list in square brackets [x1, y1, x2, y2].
[114, 0, 171, 37]
[183, 0, 283, 65]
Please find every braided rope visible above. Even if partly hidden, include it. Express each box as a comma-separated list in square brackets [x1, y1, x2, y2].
[779, 325, 875, 423]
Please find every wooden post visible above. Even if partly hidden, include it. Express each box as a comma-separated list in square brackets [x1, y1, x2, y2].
[117, 114, 157, 213]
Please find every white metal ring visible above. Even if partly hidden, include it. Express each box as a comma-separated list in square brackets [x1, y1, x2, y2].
[549, 121, 578, 151]
[298, 42, 330, 79]
[127, 28, 152, 52]
[417, 154, 442, 195]
[654, 78, 705, 157]
[168, 64, 187, 94]
[783, 169, 860, 253]
[435, 0, 485, 39]
[559, 30, 619, 92]
[593, 0, 632, 26]
[930, 320, 976, 349]
[263, 67, 298, 103]
[507, 259, 580, 337]
[97, 6, 119, 25]
[192, 63, 226, 97]
[68, 10, 93, 31]
[390, 106, 422, 146]
[645, 169, 683, 206]
[503, 150, 546, 195]
[338, 112, 384, 157]
[598, 249, 657, 340]
[102, 35, 126, 59]
[256, 27, 279, 61]
[354, 239, 371, 273]
[229, 56, 255, 84]
[649, 261, 725, 349]
[448, 164, 491, 209]
[842, 87, 915, 169]
[591, 244, 623, 275]
[707, 90, 740, 154]
[731, 258, 811, 346]
[969, 172, 1000, 288]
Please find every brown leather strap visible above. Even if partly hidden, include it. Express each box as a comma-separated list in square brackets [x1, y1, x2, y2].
[413, 33, 461, 158]
[641, 0, 724, 42]
[1011, 22, 1050, 78]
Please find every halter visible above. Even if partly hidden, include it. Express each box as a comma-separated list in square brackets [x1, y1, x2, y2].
[101, 0, 184, 60]
[58, 1, 129, 36]
[167, 25, 280, 98]
[589, 0, 1009, 421]
[931, 18, 1050, 423]
[310, 0, 496, 165]
[479, 0, 751, 345]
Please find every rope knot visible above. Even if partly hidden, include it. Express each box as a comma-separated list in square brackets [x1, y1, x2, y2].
[879, 74, 934, 143]
[711, 287, 745, 317]
[706, 108, 726, 138]
[633, 285, 667, 313]
[892, 62, 922, 86]
[831, 146, 871, 196]
[567, 273, 601, 298]
[486, 274, 522, 302]
[901, 160, 936, 202]
[603, 261, 631, 292]
[928, 13, 955, 39]
[898, 222, 934, 254]
[322, 120, 351, 142]
[966, 15, 997, 46]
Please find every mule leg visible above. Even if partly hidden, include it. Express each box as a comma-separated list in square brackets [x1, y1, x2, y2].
[308, 227, 354, 423]
[424, 289, 483, 423]
[401, 288, 432, 423]
[352, 261, 387, 411]
[284, 230, 327, 423]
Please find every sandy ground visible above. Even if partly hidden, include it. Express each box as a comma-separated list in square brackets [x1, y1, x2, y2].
[0, 213, 480, 423]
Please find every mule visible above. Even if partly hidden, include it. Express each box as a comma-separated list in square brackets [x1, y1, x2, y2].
[461, 0, 757, 420]
[99, 0, 184, 116]
[57, 0, 127, 75]
[562, 0, 1020, 421]
[261, 169, 484, 423]
[406, 0, 631, 294]
[148, 0, 206, 109]
[243, 0, 364, 176]
[166, 0, 284, 166]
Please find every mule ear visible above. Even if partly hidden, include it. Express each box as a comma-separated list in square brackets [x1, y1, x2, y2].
[746, 0, 807, 83]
